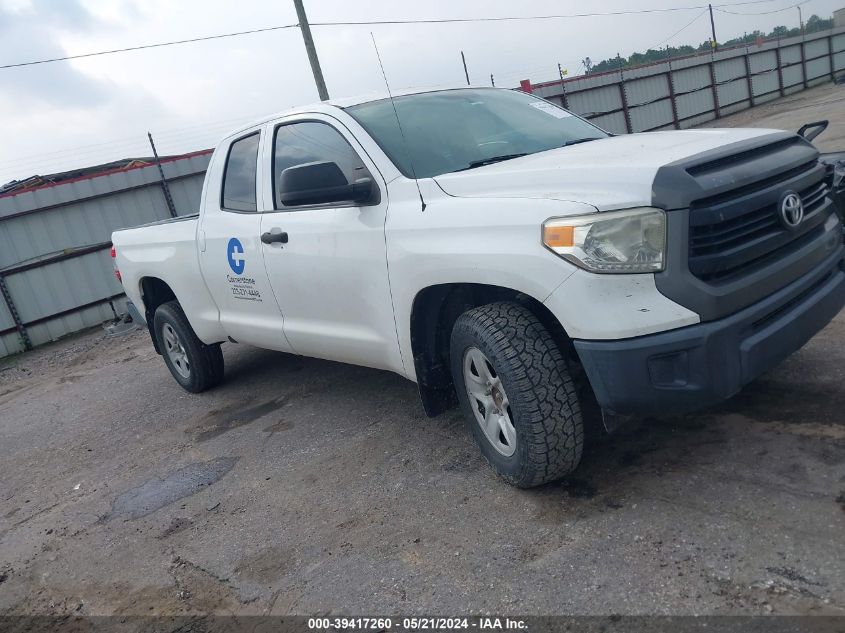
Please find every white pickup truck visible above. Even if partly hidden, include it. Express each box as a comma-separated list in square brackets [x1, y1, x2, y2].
[113, 87, 845, 487]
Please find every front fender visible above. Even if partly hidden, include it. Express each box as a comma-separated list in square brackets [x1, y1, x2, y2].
[386, 180, 592, 381]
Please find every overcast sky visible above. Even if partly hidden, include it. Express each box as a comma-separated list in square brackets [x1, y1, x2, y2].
[0, 0, 842, 184]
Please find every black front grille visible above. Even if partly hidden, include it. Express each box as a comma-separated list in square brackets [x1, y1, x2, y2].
[688, 163, 832, 283]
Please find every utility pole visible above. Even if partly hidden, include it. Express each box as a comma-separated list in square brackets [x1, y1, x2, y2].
[293, 0, 329, 101]
[708, 4, 718, 50]
[798, 6, 805, 37]
[461, 51, 470, 85]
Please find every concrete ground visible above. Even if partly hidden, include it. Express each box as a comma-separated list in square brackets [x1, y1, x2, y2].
[1, 83, 844, 618]
[699, 81, 845, 152]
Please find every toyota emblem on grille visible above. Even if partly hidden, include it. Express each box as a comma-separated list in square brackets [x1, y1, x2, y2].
[779, 191, 804, 230]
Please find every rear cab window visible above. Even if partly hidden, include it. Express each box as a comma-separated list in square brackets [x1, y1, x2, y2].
[221, 132, 260, 212]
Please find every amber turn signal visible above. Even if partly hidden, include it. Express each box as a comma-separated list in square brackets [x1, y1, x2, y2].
[543, 225, 574, 248]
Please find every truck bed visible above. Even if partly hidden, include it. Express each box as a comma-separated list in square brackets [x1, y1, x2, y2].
[132, 213, 199, 229]
[111, 215, 224, 343]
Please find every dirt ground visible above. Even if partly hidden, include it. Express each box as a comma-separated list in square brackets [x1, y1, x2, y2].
[0, 83, 844, 619]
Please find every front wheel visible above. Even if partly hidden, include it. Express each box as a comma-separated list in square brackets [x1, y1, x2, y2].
[450, 302, 583, 488]
[153, 300, 224, 393]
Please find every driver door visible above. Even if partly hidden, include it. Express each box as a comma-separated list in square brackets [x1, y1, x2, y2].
[257, 115, 403, 373]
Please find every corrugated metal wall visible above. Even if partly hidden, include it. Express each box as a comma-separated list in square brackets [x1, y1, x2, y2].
[0, 151, 211, 358]
[533, 27, 845, 134]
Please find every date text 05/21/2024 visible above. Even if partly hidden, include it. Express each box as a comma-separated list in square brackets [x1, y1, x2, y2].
[307, 618, 528, 630]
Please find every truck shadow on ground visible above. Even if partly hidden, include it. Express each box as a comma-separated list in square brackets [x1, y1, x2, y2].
[217, 346, 737, 475]
[207, 343, 841, 526]
[711, 376, 845, 426]
[538, 414, 725, 496]
[221, 345, 307, 381]
[532, 372, 844, 524]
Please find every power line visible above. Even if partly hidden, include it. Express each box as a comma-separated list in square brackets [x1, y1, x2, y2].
[309, 1, 786, 26]
[0, 126, 222, 169]
[0, 109, 278, 171]
[0, 0, 806, 182]
[0, 24, 298, 70]
[0, 123, 228, 164]
[650, 9, 710, 50]
[14, 0, 801, 155]
[562, 10, 709, 79]
[493, 64, 568, 80]
[0, 111, 270, 168]
[0, 0, 787, 70]
[0, 129, 228, 178]
[715, 0, 809, 15]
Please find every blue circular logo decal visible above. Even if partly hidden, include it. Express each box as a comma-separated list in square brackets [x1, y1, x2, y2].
[227, 237, 245, 275]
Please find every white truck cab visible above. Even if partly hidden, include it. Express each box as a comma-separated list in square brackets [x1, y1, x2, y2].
[112, 87, 845, 487]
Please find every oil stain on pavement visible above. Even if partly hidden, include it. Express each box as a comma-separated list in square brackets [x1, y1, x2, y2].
[107, 457, 238, 521]
[190, 396, 290, 442]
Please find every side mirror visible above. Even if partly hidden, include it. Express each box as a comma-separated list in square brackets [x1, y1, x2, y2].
[797, 120, 828, 143]
[278, 161, 375, 206]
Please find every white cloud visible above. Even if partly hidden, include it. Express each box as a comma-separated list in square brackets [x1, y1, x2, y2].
[1, 0, 842, 184]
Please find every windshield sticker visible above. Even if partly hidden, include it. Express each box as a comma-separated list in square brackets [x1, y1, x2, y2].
[226, 238, 262, 302]
[529, 101, 572, 118]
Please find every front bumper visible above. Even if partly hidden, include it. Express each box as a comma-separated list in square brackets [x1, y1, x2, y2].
[573, 248, 845, 416]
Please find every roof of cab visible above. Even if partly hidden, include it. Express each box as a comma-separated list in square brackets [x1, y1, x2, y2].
[223, 85, 500, 139]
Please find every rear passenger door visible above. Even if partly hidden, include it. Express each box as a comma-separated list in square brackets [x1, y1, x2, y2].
[258, 115, 403, 373]
[198, 130, 294, 352]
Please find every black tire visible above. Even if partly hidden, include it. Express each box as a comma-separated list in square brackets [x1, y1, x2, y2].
[153, 300, 224, 393]
[450, 302, 583, 488]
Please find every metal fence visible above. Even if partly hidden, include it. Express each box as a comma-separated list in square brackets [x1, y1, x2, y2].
[531, 26, 845, 134]
[0, 151, 211, 358]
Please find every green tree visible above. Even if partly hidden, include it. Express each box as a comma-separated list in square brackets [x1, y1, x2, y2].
[585, 15, 834, 74]
[805, 14, 834, 34]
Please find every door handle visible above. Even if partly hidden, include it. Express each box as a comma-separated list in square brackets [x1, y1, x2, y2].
[261, 230, 288, 245]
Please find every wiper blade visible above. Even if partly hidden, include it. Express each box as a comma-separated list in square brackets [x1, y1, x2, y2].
[457, 153, 528, 171]
[561, 137, 603, 147]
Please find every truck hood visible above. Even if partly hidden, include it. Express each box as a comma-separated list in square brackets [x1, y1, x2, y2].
[432, 128, 786, 211]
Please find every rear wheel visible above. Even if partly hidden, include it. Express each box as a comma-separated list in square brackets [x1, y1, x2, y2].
[153, 300, 224, 393]
[450, 302, 583, 487]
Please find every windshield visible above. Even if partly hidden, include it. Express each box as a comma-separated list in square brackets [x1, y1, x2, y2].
[345, 88, 608, 178]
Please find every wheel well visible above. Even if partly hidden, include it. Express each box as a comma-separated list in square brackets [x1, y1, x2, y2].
[409, 283, 574, 417]
[139, 277, 177, 354]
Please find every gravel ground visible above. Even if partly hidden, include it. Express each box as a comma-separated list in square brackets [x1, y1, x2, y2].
[0, 83, 844, 619]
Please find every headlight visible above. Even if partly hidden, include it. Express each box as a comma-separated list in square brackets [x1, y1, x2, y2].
[543, 207, 666, 273]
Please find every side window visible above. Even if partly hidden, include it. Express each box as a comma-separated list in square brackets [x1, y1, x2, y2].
[273, 121, 371, 208]
[221, 133, 260, 212]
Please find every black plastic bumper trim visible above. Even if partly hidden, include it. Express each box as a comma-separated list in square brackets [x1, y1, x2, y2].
[573, 254, 845, 416]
